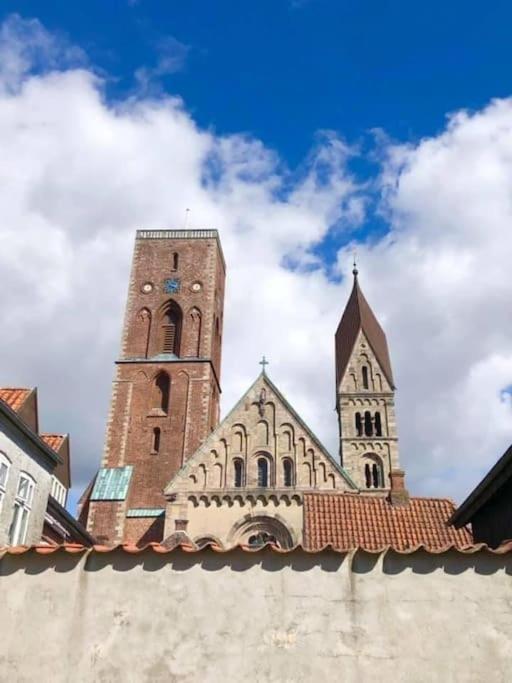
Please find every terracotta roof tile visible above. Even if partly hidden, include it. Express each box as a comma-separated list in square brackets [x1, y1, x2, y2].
[41, 434, 66, 452]
[0, 388, 31, 412]
[2, 539, 511, 557]
[304, 493, 473, 551]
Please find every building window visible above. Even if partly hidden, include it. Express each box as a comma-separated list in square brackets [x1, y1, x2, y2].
[51, 476, 67, 506]
[161, 303, 182, 355]
[9, 472, 36, 545]
[154, 372, 170, 413]
[364, 457, 383, 489]
[233, 459, 244, 488]
[362, 366, 369, 389]
[374, 412, 382, 437]
[152, 427, 161, 454]
[355, 412, 363, 436]
[257, 457, 269, 487]
[283, 459, 293, 487]
[364, 411, 373, 437]
[0, 452, 11, 511]
[172, 252, 179, 270]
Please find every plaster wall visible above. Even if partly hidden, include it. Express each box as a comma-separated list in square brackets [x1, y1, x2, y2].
[0, 418, 53, 546]
[1, 547, 511, 682]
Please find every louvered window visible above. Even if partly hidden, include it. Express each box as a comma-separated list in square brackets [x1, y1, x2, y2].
[161, 307, 181, 355]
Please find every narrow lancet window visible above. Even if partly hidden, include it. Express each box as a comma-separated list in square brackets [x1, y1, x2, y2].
[257, 458, 269, 487]
[283, 459, 293, 487]
[234, 459, 243, 488]
[152, 427, 161, 453]
[362, 366, 369, 389]
[154, 372, 170, 413]
[374, 412, 382, 437]
[364, 411, 373, 437]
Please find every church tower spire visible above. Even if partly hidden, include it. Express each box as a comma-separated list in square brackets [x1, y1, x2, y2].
[335, 267, 400, 491]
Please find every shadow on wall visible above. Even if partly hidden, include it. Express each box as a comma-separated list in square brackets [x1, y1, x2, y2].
[0, 547, 511, 577]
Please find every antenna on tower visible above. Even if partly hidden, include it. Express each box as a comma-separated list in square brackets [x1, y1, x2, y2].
[183, 208, 190, 229]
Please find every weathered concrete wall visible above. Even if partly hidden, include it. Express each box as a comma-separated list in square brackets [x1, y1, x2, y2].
[1, 547, 512, 682]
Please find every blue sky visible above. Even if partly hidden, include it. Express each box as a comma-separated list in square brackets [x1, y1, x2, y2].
[1, 4, 512, 509]
[3, 0, 512, 166]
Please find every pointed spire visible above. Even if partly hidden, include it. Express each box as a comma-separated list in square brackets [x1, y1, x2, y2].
[352, 249, 358, 279]
[335, 263, 395, 389]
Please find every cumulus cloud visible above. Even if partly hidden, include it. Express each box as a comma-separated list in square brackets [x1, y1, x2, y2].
[0, 15, 511, 510]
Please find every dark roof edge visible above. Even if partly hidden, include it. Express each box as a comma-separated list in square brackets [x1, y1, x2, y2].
[0, 399, 61, 468]
[47, 497, 96, 546]
[449, 443, 512, 528]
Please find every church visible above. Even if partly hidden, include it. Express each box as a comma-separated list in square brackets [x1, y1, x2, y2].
[80, 229, 463, 550]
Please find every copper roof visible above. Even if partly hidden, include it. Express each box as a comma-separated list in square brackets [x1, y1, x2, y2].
[335, 274, 394, 388]
[0, 388, 31, 412]
[304, 493, 472, 551]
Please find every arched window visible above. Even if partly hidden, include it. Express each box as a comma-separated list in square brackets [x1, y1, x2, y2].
[364, 411, 373, 437]
[9, 472, 36, 545]
[152, 427, 161, 454]
[355, 412, 363, 436]
[172, 252, 179, 270]
[0, 452, 11, 510]
[362, 366, 369, 389]
[363, 455, 384, 489]
[283, 459, 293, 487]
[257, 457, 269, 487]
[154, 372, 170, 413]
[365, 463, 372, 489]
[233, 459, 244, 488]
[374, 412, 382, 437]
[372, 463, 382, 488]
[161, 303, 182, 355]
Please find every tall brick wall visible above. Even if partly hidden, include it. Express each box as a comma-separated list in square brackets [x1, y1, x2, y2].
[87, 230, 226, 545]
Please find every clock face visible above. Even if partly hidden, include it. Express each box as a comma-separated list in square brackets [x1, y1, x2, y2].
[191, 282, 202, 292]
[141, 282, 153, 294]
[163, 278, 181, 294]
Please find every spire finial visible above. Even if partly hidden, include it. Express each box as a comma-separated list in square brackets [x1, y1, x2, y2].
[259, 355, 269, 374]
[352, 249, 358, 278]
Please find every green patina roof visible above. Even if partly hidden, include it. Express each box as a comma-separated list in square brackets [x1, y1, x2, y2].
[91, 466, 133, 501]
[126, 508, 165, 518]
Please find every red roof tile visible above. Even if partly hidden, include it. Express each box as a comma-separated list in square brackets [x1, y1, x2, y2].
[41, 434, 66, 452]
[304, 493, 473, 551]
[1, 540, 511, 556]
[0, 388, 31, 412]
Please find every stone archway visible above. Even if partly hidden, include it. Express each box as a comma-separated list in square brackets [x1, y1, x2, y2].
[227, 514, 295, 549]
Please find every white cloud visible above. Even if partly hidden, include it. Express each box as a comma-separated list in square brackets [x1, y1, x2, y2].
[134, 36, 190, 91]
[0, 16, 511, 511]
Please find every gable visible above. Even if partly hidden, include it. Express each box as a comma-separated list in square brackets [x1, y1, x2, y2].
[338, 330, 393, 394]
[165, 373, 355, 495]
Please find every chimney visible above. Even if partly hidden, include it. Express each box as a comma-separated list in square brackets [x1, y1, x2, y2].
[388, 469, 410, 506]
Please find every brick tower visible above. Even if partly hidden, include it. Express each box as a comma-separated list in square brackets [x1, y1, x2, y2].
[335, 265, 400, 492]
[86, 230, 225, 545]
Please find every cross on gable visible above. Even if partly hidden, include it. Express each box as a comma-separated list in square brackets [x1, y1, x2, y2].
[259, 355, 269, 373]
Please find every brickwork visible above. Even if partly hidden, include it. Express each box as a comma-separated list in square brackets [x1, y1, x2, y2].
[87, 230, 225, 544]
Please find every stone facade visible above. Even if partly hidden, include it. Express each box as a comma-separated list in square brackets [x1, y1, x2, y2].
[1, 546, 512, 682]
[86, 230, 225, 545]
[337, 329, 400, 490]
[164, 373, 354, 547]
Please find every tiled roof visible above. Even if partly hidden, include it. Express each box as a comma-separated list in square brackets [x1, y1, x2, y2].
[304, 493, 473, 551]
[1, 540, 511, 556]
[335, 274, 394, 388]
[0, 388, 31, 412]
[41, 434, 66, 452]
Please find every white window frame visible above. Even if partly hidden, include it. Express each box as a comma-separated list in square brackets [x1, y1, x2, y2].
[0, 452, 11, 512]
[9, 472, 36, 545]
[51, 476, 67, 507]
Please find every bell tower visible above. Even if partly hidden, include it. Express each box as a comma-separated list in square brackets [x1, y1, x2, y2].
[86, 229, 225, 545]
[335, 265, 400, 491]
